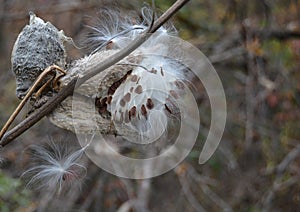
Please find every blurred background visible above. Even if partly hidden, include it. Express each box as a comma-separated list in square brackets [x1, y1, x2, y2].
[1, 0, 300, 211]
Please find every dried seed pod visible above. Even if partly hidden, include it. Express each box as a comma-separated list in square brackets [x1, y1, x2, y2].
[10, 9, 197, 149]
[11, 12, 70, 99]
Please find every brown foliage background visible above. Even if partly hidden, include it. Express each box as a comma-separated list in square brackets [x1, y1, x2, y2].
[1, 0, 300, 211]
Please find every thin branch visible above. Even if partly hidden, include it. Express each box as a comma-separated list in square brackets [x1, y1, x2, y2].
[2, 79, 77, 147]
[255, 29, 300, 41]
[0, 0, 190, 147]
[0, 65, 64, 140]
[262, 144, 300, 211]
[244, 27, 256, 149]
[208, 47, 245, 64]
[184, 163, 233, 211]
[276, 144, 300, 175]
[176, 171, 206, 212]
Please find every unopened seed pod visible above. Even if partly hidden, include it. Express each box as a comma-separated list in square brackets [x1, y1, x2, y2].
[11, 12, 70, 99]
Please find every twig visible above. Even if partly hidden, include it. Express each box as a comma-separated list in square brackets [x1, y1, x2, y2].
[0, 65, 64, 140]
[184, 162, 233, 211]
[0, 0, 190, 147]
[276, 144, 300, 175]
[176, 171, 206, 212]
[79, 172, 106, 210]
[262, 144, 300, 211]
[255, 29, 300, 41]
[208, 47, 245, 64]
[244, 24, 257, 149]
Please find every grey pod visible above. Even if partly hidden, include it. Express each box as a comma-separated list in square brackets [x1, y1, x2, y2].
[11, 12, 69, 99]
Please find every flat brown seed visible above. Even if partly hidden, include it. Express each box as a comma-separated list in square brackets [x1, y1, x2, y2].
[101, 96, 107, 104]
[130, 106, 137, 118]
[141, 104, 147, 119]
[135, 85, 143, 94]
[131, 75, 138, 82]
[146, 98, 154, 109]
[174, 80, 185, 90]
[160, 67, 164, 76]
[150, 68, 157, 74]
[128, 110, 131, 121]
[123, 92, 131, 102]
[108, 70, 132, 95]
[107, 96, 112, 104]
[106, 41, 114, 50]
[124, 110, 130, 123]
[165, 104, 172, 114]
[170, 90, 179, 99]
[95, 97, 101, 107]
[136, 77, 141, 84]
[120, 99, 126, 107]
[119, 111, 124, 122]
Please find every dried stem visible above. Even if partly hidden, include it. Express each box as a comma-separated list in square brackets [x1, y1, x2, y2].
[0, 0, 190, 147]
[0, 65, 64, 140]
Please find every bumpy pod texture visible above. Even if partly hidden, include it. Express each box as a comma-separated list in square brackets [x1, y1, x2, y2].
[11, 12, 69, 99]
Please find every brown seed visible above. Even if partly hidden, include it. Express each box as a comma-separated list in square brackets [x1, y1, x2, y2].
[124, 110, 130, 123]
[136, 77, 141, 84]
[98, 106, 106, 114]
[95, 97, 108, 115]
[135, 85, 143, 94]
[123, 92, 131, 102]
[107, 96, 112, 104]
[146, 98, 154, 109]
[120, 111, 124, 122]
[170, 90, 179, 99]
[160, 67, 164, 76]
[107, 70, 132, 95]
[95, 97, 101, 107]
[141, 104, 147, 119]
[130, 87, 134, 93]
[131, 75, 138, 82]
[130, 106, 137, 118]
[150, 68, 157, 74]
[120, 99, 126, 107]
[128, 110, 131, 121]
[101, 96, 107, 104]
[174, 80, 185, 90]
[165, 104, 172, 114]
[106, 41, 114, 50]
